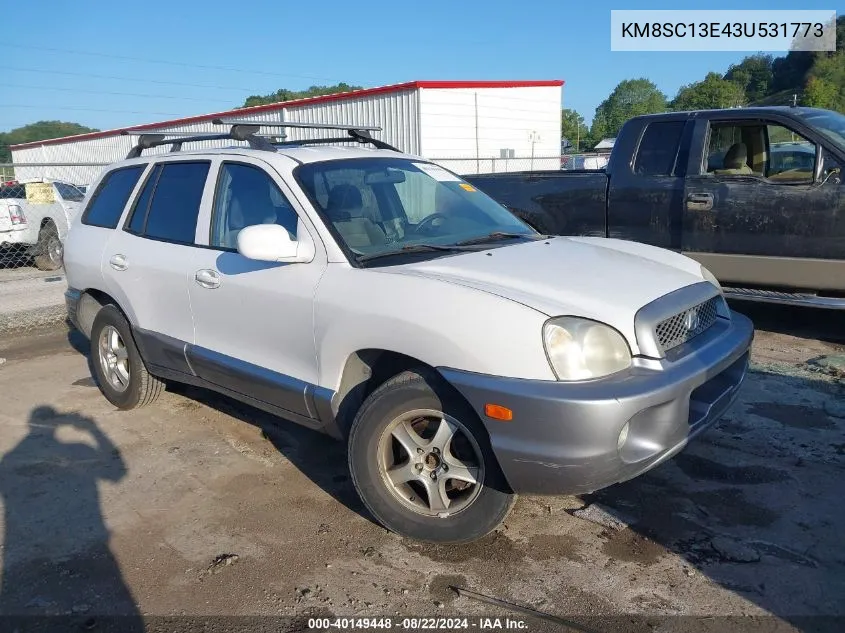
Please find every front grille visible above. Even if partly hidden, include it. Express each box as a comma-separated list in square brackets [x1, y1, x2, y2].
[654, 296, 719, 352]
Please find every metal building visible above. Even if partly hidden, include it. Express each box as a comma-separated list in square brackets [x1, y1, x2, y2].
[10, 80, 563, 184]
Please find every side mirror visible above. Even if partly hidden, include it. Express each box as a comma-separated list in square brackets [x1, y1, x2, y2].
[236, 224, 314, 263]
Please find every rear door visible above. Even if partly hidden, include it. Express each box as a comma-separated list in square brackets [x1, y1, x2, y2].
[101, 160, 213, 356]
[682, 114, 845, 290]
[64, 164, 147, 297]
[606, 118, 689, 249]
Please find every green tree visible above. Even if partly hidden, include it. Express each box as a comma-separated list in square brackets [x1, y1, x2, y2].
[0, 121, 98, 163]
[802, 76, 839, 109]
[802, 50, 845, 112]
[670, 72, 747, 111]
[560, 108, 589, 151]
[724, 54, 774, 102]
[241, 83, 364, 108]
[770, 16, 845, 95]
[591, 79, 666, 140]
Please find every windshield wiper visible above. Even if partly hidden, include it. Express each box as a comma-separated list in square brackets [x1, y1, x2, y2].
[454, 231, 541, 246]
[356, 243, 472, 263]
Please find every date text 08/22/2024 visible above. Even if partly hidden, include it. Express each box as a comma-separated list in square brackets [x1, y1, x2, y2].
[307, 617, 529, 630]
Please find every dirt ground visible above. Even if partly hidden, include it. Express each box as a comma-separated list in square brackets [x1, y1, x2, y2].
[0, 301, 843, 633]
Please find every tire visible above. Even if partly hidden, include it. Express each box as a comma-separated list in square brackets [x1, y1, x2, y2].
[349, 369, 516, 544]
[90, 305, 164, 410]
[33, 221, 63, 271]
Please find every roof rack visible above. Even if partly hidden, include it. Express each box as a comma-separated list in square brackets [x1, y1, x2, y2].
[122, 119, 399, 159]
[121, 124, 276, 158]
[212, 119, 400, 151]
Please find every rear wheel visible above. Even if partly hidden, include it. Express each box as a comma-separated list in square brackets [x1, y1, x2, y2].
[90, 305, 164, 410]
[33, 221, 62, 271]
[349, 370, 515, 543]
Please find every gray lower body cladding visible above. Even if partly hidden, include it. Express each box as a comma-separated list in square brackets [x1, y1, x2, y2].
[438, 311, 754, 496]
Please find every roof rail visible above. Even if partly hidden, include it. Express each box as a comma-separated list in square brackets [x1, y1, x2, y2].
[211, 118, 400, 152]
[121, 119, 400, 159]
[121, 124, 276, 159]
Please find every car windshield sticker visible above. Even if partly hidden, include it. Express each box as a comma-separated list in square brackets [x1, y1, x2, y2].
[459, 183, 476, 192]
[413, 162, 462, 182]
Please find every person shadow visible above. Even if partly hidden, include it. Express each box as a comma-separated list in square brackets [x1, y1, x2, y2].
[0, 406, 143, 632]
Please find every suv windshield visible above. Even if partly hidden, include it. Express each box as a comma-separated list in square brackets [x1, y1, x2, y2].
[294, 157, 537, 262]
[54, 181, 85, 202]
[794, 109, 845, 149]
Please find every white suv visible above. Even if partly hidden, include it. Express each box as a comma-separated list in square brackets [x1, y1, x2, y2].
[63, 123, 753, 543]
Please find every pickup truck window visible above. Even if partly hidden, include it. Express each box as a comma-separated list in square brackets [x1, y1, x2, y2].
[705, 122, 815, 183]
[54, 181, 85, 202]
[633, 121, 684, 176]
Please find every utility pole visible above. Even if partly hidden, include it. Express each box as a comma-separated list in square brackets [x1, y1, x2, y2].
[528, 131, 540, 171]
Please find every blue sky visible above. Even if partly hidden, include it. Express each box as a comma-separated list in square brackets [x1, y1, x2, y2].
[1, 0, 841, 133]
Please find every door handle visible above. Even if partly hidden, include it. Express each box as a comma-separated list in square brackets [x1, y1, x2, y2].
[686, 192, 714, 211]
[109, 254, 128, 271]
[194, 269, 221, 289]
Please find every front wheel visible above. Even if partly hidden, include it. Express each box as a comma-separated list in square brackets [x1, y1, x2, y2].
[348, 370, 515, 543]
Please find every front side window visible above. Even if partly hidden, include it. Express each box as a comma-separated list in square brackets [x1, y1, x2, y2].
[766, 125, 816, 182]
[82, 166, 145, 229]
[705, 124, 759, 175]
[704, 122, 817, 183]
[210, 163, 299, 250]
[130, 162, 209, 244]
[295, 157, 537, 261]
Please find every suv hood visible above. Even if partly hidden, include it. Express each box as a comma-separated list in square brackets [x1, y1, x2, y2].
[387, 236, 708, 353]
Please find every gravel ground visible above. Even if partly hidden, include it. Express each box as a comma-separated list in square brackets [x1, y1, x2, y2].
[0, 301, 842, 633]
[0, 270, 67, 333]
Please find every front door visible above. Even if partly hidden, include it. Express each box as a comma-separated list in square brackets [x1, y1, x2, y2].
[682, 117, 844, 290]
[186, 159, 327, 421]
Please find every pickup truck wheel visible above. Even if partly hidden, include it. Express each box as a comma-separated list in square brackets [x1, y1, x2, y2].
[349, 370, 515, 543]
[33, 221, 63, 271]
[90, 305, 164, 410]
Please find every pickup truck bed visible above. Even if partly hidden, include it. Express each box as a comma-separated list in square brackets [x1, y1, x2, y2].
[466, 106, 845, 309]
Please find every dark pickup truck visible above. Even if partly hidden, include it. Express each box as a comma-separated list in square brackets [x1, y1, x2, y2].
[467, 106, 845, 309]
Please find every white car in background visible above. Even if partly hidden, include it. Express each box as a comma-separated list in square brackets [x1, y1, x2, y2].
[0, 178, 86, 270]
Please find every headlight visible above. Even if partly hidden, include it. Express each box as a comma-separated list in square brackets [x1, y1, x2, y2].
[700, 265, 722, 291]
[542, 317, 632, 381]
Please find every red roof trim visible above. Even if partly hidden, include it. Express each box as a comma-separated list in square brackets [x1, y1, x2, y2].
[9, 80, 564, 150]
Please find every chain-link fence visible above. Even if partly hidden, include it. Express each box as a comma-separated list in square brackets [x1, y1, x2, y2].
[0, 165, 102, 332]
[429, 154, 613, 174]
[429, 155, 565, 174]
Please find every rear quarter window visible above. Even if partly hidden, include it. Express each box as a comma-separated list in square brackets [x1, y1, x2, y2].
[633, 121, 685, 176]
[82, 166, 146, 229]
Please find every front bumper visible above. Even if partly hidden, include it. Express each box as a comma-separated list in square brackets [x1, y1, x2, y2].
[438, 310, 753, 495]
